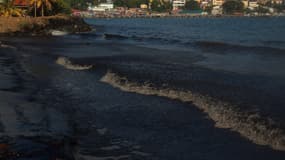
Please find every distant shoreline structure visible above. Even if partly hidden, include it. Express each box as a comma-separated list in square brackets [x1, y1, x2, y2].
[74, 13, 285, 19]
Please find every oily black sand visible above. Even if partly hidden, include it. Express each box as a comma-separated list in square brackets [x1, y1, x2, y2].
[0, 37, 285, 160]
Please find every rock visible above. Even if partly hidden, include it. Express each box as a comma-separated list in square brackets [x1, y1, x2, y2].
[0, 16, 92, 36]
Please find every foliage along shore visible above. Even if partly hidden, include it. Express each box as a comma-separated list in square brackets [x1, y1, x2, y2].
[0, 15, 92, 36]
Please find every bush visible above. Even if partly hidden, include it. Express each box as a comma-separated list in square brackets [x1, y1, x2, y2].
[185, 0, 201, 10]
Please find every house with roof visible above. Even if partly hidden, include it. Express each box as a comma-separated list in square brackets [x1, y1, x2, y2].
[13, 0, 29, 9]
[172, 0, 186, 10]
[212, 0, 224, 6]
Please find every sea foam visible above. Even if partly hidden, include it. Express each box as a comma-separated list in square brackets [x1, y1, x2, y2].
[56, 57, 93, 71]
[100, 70, 285, 151]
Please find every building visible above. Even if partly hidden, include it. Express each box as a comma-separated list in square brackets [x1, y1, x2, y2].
[172, 0, 186, 10]
[126, 8, 147, 16]
[140, 4, 148, 9]
[13, 0, 29, 8]
[248, 0, 259, 8]
[200, 0, 212, 8]
[242, 0, 249, 7]
[212, 0, 224, 6]
[88, 3, 114, 12]
[271, 0, 283, 4]
[211, 5, 223, 15]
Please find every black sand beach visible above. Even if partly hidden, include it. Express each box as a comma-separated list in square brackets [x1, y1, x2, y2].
[1, 17, 285, 159]
[0, 35, 284, 159]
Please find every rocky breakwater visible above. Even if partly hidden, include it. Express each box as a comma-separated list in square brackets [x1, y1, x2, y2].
[0, 15, 91, 36]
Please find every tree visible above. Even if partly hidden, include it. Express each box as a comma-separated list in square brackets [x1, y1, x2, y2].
[0, 0, 24, 17]
[272, 4, 285, 13]
[30, 0, 55, 16]
[204, 5, 212, 13]
[255, 6, 269, 14]
[70, 0, 93, 10]
[185, 0, 200, 10]
[150, 0, 171, 12]
[222, 0, 244, 14]
[49, 0, 71, 15]
[93, 0, 99, 6]
[29, 0, 71, 16]
[113, 0, 127, 7]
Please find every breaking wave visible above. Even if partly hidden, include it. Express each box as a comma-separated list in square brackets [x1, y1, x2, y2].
[0, 41, 16, 49]
[100, 71, 285, 151]
[56, 57, 93, 70]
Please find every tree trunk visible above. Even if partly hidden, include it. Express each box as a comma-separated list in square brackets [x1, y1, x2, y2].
[34, 1, 37, 17]
[41, 1, 44, 17]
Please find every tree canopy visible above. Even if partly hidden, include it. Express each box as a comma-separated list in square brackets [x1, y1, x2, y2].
[113, 0, 172, 12]
[222, 0, 244, 14]
[28, 0, 71, 17]
[114, 0, 148, 8]
[185, 0, 201, 10]
[151, 0, 171, 12]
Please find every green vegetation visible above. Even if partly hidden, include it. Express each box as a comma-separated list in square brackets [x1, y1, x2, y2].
[29, 0, 71, 17]
[273, 4, 285, 13]
[255, 6, 269, 14]
[204, 6, 213, 14]
[30, 0, 55, 16]
[113, 0, 172, 12]
[264, 1, 285, 13]
[49, 0, 71, 15]
[69, 0, 93, 10]
[151, 0, 172, 12]
[185, 0, 201, 10]
[222, 0, 244, 14]
[0, 0, 71, 17]
[0, 0, 26, 17]
[114, 0, 148, 8]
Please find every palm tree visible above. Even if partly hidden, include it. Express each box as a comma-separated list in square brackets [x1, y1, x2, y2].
[0, 0, 24, 17]
[30, 0, 54, 16]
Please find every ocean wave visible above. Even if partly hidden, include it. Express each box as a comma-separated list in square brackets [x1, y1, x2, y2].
[103, 33, 180, 44]
[100, 71, 285, 151]
[103, 33, 129, 40]
[0, 41, 16, 49]
[56, 57, 93, 71]
[102, 33, 285, 54]
[194, 41, 285, 54]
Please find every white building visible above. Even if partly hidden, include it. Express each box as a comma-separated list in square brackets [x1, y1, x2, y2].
[172, 0, 186, 10]
[211, 6, 223, 15]
[248, 0, 259, 8]
[212, 0, 224, 6]
[271, 0, 283, 4]
[88, 3, 114, 12]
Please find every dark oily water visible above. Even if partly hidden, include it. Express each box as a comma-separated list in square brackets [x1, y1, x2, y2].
[0, 17, 285, 159]
[86, 17, 285, 49]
